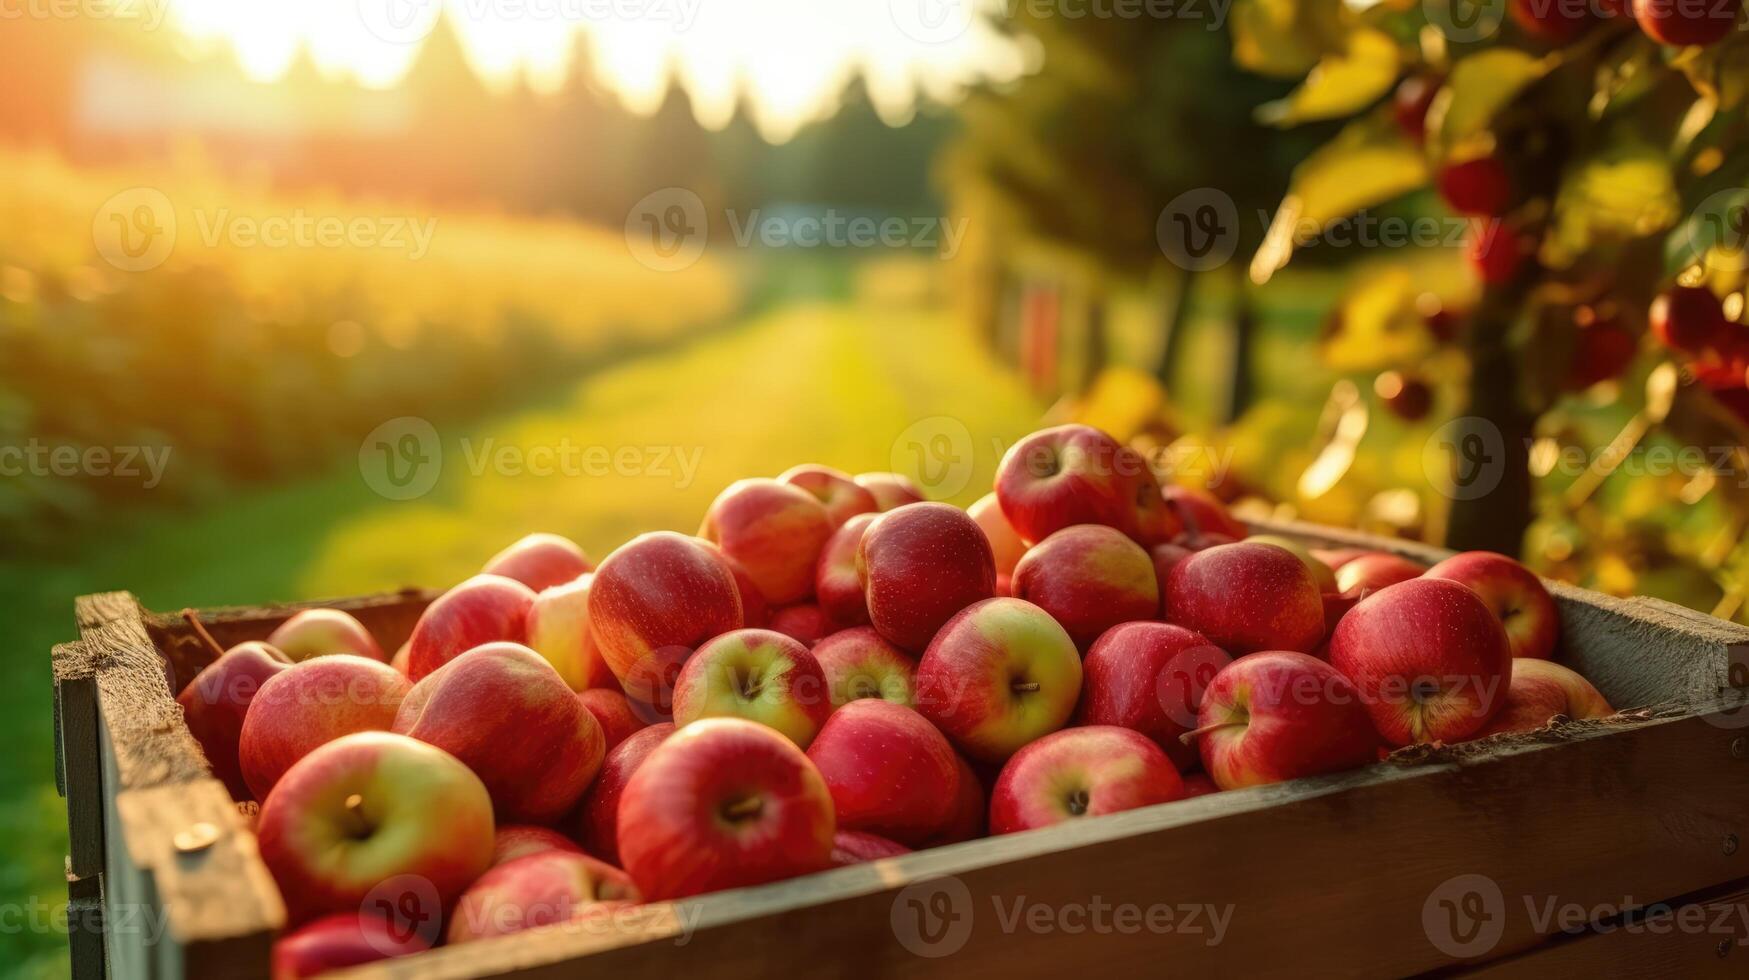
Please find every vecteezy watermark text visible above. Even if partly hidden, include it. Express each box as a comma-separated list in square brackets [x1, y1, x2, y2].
[891, 877, 1233, 958]
[0, 439, 170, 489]
[625, 189, 968, 271]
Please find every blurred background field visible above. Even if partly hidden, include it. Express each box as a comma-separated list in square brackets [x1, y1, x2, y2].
[10, 3, 1749, 977]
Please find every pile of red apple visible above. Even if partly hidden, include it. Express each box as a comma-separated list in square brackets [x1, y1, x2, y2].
[173, 424, 1615, 977]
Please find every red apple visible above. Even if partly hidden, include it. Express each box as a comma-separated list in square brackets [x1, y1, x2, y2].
[858, 502, 997, 651]
[915, 597, 1082, 763]
[1310, 547, 1373, 570]
[491, 825, 583, 868]
[829, 830, 911, 866]
[240, 655, 410, 800]
[178, 641, 293, 800]
[447, 851, 638, 944]
[994, 424, 1174, 545]
[989, 726, 1183, 834]
[780, 463, 879, 528]
[394, 642, 604, 823]
[969, 491, 1028, 576]
[1246, 534, 1339, 592]
[671, 629, 832, 748]
[1473, 658, 1613, 736]
[1634, 0, 1740, 46]
[1468, 218, 1528, 285]
[389, 642, 411, 678]
[525, 575, 616, 692]
[587, 532, 743, 714]
[1393, 73, 1440, 144]
[923, 753, 989, 845]
[1164, 542, 1325, 655]
[1511, 0, 1598, 41]
[617, 718, 835, 900]
[1321, 587, 1369, 642]
[1425, 551, 1561, 660]
[806, 700, 958, 845]
[482, 532, 594, 592]
[1161, 485, 1248, 540]
[702, 541, 769, 628]
[256, 732, 494, 921]
[815, 513, 876, 627]
[1651, 285, 1731, 354]
[271, 911, 432, 979]
[813, 626, 917, 707]
[1011, 524, 1159, 650]
[407, 574, 536, 681]
[1438, 155, 1512, 217]
[1180, 772, 1220, 798]
[769, 603, 836, 646]
[1334, 552, 1425, 594]
[1188, 651, 1381, 789]
[268, 609, 385, 663]
[1329, 578, 1514, 745]
[578, 687, 648, 750]
[1076, 622, 1231, 771]
[575, 723, 674, 866]
[700, 478, 834, 604]
[853, 471, 926, 510]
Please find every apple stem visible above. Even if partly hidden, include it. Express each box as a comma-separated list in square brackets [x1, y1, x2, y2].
[181, 609, 227, 661]
[1011, 681, 1041, 693]
[1178, 721, 1240, 746]
[722, 796, 763, 822]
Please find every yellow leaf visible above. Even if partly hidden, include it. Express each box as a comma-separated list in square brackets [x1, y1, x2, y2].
[1257, 30, 1404, 127]
[1545, 147, 1681, 267]
[1232, 0, 1341, 79]
[1321, 267, 1437, 372]
[1426, 49, 1548, 158]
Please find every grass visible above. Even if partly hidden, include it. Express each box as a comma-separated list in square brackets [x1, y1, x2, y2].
[0, 289, 1046, 977]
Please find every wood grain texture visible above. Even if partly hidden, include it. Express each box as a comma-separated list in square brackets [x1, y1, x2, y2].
[53, 641, 104, 880]
[1462, 884, 1749, 979]
[334, 705, 1749, 980]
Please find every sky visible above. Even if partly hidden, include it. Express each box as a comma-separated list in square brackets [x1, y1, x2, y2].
[166, 0, 1028, 141]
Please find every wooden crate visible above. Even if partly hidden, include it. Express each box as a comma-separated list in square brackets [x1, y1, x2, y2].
[51, 521, 1749, 979]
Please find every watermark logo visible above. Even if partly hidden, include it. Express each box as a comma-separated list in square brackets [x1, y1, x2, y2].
[358, 0, 444, 44]
[1425, 416, 1505, 501]
[94, 187, 176, 272]
[361, 875, 444, 953]
[625, 188, 709, 272]
[359, 417, 443, 501]
[1423, 874, 1506, 958]
[1158, 188, 1239, 272]
[1423, 0, 1506, 41]
[891, 0, 980, 44]
[891, 876, 975, 957]
[891, 416, 976, 499]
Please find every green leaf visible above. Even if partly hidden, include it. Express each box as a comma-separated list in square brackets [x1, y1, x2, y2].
[1249, 111, 1430, 282]
[1256, 29, 1404, 127]
[1427, 49, 1549, 158]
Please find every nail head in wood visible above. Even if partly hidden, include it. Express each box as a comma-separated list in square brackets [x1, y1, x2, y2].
[1724, 833, 1740, 856]
[173, 822, 220, 855]
[1733, 736, 1747, 758]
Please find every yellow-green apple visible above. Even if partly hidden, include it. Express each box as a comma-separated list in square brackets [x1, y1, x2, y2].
[1180, 772, 1220, 798]
[854, 471, 926, 510]
[525, 575, 615, 692]
[1161, 485, 1247, 540]
[394, 643, 605, 823]
[779, 463, 879, 528]
[1474, 658, 1611, 737]
[268, 609, 386, 663]
[815, 513, 876, 627]
[617, 718, 836, 900]
[1187, 651, 1381, 789]
[1334, 553, 1425, 593]
[813, 627, 916, 707]
[922, 753, 988, 844]
[1010, 524, 1159, 650]
[178, 641, 292, 800]
[989, 726, 1183, 834]
[1329, 578, 1513, 745]
[256, 731, 494, 921]
[482, 532, 594, 592]
[575, 722, 673, 865]
[407, 574, 536, 681]
[578, 687, 647, 750]
[994, 424, 1175, 545]
[240, 655, 410, 800]
[670, 629, 832, 748]
[588, 532, 743, 715]
[491, 825, 583, 868]
[1425, 551, 1560, 660]
[770, 603, 836, 646]
[829, 830, 910, 866]
[969, 492, 1027, 576]
[447, 851, 638, 944]
[270, 911, 432, 979]
[700, 478, 834, 604]
[805, 700, 958, 845]
[1245, 534, 1337, 592]
[1075, 622, 1232, 771]
[1164, 542, 1325, 655]
[858, 502, 997, 651]
[915, 597, 1082, 763]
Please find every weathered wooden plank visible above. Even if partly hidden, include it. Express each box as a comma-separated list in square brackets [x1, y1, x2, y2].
[53, 640, 104, 880]
[335, 705, 1749, 980]
[1462, 883, 1749, 978]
